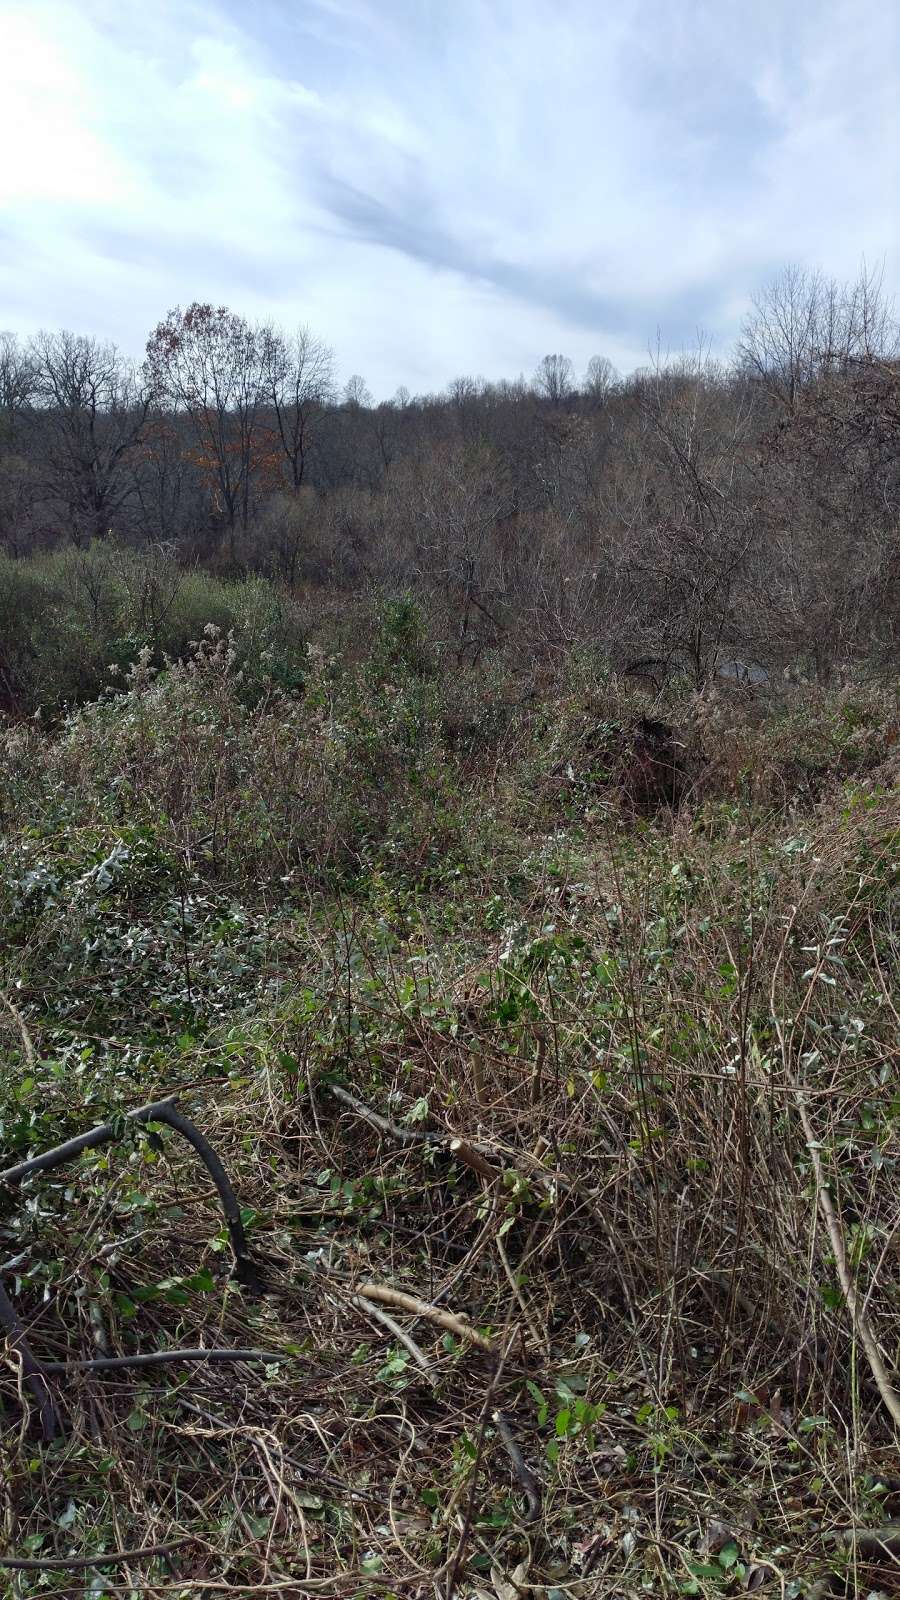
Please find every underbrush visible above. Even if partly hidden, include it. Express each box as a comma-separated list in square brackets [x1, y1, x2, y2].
[0, 635, 897, 1598]
[0, 545, 308, 714]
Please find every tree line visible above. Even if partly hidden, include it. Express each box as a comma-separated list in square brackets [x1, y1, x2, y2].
[2, 263, 899, 684]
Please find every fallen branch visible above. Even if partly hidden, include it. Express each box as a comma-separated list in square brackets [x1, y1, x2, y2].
[0, 1097, 259, 1288]
[0, 1279, 61, 1439]
[326, 1082, 437, 1146]
[355, 1283, 493, 1350]
[493, 1411, 542, 1525]
[348, 1297, 436, 1383]
[845, 1522, 900, 1559]
[40, 1347, 284, 1374]
[807, 1524, 900, 1599]
[326, 1083, 504, 1177]
[322, 1082, 651, 1378]
[0, 1537, 194, 1571]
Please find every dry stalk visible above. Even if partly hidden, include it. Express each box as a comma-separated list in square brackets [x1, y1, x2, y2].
[793, 1085, 900, 1431]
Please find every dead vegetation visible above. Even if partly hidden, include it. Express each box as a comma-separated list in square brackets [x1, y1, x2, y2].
[0, 633, 898, 1598]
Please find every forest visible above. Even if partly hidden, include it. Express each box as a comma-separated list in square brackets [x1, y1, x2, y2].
[1, 262, 899, 715]
[0, 264, 898, 1599]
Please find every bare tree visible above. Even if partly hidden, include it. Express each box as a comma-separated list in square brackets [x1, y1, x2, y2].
[343, 374, 372, 410]
[582, 354, 618, 403]
[29, 330, 149, 546]
[145, 304, 266, 556]
[130, 410, 204, 548]
[533, 353, 574, 405]
[0, 332, 36, 425]
[738, 264, 894, 414]
[739, 265, 829, 413]
[627, 350, 760, 684]
[261, 324, 335, 492]
[408, 444, 513, 661]
[0, 332, 38, 553]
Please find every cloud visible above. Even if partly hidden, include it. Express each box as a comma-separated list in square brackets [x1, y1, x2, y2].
[1, 0, 897, 394]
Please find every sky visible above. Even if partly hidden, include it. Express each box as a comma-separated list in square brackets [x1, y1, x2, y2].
[1, 0, 898, 398]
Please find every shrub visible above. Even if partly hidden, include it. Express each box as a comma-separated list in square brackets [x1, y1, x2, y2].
[0, 546, 307, 715]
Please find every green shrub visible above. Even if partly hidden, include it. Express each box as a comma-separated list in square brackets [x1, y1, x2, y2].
[0, 546, 307, 715]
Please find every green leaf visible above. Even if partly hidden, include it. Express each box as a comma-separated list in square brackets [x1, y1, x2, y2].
[185, 1268, 216, 1293]
[718, 1542, 740, 1570]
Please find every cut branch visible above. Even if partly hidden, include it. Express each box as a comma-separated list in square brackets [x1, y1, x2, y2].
[355, 1283, 493, 1350]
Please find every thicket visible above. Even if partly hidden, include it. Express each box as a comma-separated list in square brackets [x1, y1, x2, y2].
[0, 606, 897, 1597]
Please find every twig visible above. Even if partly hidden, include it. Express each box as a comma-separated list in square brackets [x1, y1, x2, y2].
[0, 993, 36, 1071]
[793, 1086, 900, 1430]
[0, 1537, 194, 1571]
[40, 1348, 285, 1374]
[445, 1331, 517, 1598]
[355, 1283, 493, 1350]
[495, 1234, 544, 1353]
[348, 1296, 436, 1383]
[492, 1411, 542, 1525]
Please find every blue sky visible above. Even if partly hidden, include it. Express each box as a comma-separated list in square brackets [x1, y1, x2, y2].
[2, 0, 898, 396]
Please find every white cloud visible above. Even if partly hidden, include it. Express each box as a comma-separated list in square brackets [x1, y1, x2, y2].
[0, 0, 897, 393]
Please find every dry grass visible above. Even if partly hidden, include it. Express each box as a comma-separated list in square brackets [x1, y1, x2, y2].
[0, 652, 898, 1598]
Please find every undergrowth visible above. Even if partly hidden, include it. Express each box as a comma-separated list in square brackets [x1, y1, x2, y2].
[0, 622, 897, 1599]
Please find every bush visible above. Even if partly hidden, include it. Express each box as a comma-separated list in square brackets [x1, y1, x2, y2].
[0, 545, 307, 715]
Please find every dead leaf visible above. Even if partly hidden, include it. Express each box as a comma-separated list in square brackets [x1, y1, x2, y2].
[573, 1527, 615, 1575]
[490, 1558, 530, 1599]
[705, 1519, 739, 1556]
[744, 1562, 774, 1592]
